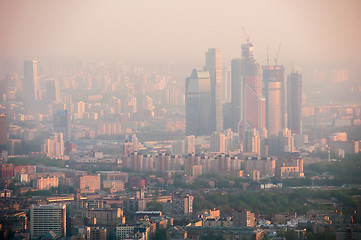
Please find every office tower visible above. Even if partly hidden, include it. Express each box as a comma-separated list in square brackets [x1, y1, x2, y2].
[231, 58, 242, 132]
[287, 69, 302, 134]
[210, 131, 225, 153]
[23, 60, 39, 105]
[231, 43, 265, 136]
[0, 114, 7, 151]
[263, 65, 285, 136]
[185, 69, 211, 136]
[30, 204, 66, 239]
[241, 43, 266, 137]
[206, 48, 223, 131]
[223, 65, 232, 103]
[53, 110, 71, 140]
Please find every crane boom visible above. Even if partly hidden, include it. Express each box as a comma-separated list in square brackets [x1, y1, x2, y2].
[274, 43, 281, 65]
[242, 26, 250, 43]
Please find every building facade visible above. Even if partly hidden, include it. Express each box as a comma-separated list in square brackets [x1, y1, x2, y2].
[23, 60, 39, 105]
[185, 69, 211, 136]
[30, 204, 66, 239]
[206, 48, 223, 132]
[262, 65, 286, 136]
[287, 69, 302, 134]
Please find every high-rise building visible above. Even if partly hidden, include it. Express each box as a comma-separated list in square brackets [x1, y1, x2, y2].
[46, 79, 60, 104]
[287, 69, 302, 134]
[171, 194, 194, 215]
[244, 128, 260, 155]
[77, 101, 86, 119]
[262, 65, 286, 136]
[231, 43, 265, 137]
[53, 110, 71, 141]
[232, 210, 255, 227]
[184, 135, 196, 154]
[206, 48, 223, 131]
[0, 114, 7, 151]
[42, 132, 64, 157]
[210, 131, 225, 153]
[144, 95, 154, 116]
[231, 58, 242, 132]
[23, 60, 39, 105]
[30, 204, 66, 239]
[223, 65, 232, 103]
[185, 69, 211, 136]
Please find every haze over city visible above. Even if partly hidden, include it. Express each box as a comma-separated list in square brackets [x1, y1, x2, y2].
[1, 0, 360, 66]
[0, 1, 360, 240]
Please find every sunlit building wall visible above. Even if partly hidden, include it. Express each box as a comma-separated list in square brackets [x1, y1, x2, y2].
[263, 65, 286, 136]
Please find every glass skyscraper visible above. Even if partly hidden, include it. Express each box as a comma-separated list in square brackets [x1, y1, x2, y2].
[185, 69, 211, 136]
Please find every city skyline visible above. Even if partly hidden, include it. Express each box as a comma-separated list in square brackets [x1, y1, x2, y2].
[0, 2, 360, 239]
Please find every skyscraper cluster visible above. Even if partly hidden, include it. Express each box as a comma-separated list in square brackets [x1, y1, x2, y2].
[185, 42, 303, 157]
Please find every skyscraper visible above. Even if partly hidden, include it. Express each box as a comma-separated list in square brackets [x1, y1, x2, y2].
[206, 48, 223, 131]
[223, 65, 232, 103]
[231, 42, 265, 142]
[231, 58, 242, 132]
[262, 65, 285, 136]
[0, 114, 7, 151]
[240, 43, 266, 131]
[30, 204, 66, 239]
[185, 69, 211, 136]
[287, 69, 302, 134]
[23, 60, 39, 105]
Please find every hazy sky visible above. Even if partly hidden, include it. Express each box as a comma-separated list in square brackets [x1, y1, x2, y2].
[1, 0, 360, 67]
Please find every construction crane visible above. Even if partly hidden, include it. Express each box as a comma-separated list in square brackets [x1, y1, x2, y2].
[242, 26, 250, 43]
[274, 43, 281, 65]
